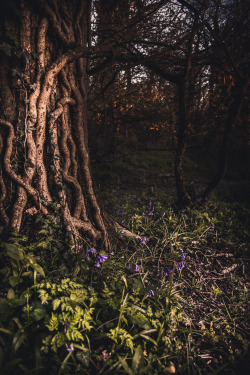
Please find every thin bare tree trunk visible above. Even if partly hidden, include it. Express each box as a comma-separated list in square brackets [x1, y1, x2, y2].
[174, 81, 192, 206]
[203, 76, 249, 199]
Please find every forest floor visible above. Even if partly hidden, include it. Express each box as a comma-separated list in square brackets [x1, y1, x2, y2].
[91, 141, 250, 374]
[0, 141, 249, 375]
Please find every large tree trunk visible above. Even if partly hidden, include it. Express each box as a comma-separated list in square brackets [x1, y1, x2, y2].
[0, 0, 113, 250]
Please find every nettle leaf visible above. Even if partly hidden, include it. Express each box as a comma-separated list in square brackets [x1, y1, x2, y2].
[4, 243, 24, 260]
[29, 263, 45, 278]
[130, 311, 151, 329]
[9, 276, 22, 287]
[36, 241, 48, 249]
[7, 288, 15, 299]
[31, 302, 47, 321]
[132, 345, 145, 374]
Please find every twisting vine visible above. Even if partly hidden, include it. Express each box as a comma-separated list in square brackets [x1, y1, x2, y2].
[0, 0, 141, 249]
[0, 1, 112, 249]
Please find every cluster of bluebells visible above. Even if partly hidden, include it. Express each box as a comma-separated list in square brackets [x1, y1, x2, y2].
[135, 264, 140, 272]
[96, 254, 109, 267]
[86, 248, 109, 267]
[178, 249, 186, 271]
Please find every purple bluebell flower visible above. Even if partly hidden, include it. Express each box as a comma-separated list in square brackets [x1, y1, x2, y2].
[66, 320, 70, 328]
[140, 237, 147, 247]
[144, 201, 154, 217]
[148, 206, 154, 215]
[148, 290, 154, 297]
[178, 261, 185, 271]
[180, 250, 186, 260]
[135, 264, 140, 272]
[67, 343, 74, 352]
[41, 301, 48, 305]
[86, 248, 97, 260]
[209, 226, 214, 231]
[228, 217, 232, 221]
[95, 254, 109, 267]
[120, 210, 124, 215]
[182, 209, 187, 213]
[164, 270, 173, 277]
[145, 207, 154, 217]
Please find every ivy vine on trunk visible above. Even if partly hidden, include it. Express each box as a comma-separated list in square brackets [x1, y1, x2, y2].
[0, 0, 123, 250]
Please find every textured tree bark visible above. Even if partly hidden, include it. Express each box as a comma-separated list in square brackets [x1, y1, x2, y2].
[0, 0, 120, 250]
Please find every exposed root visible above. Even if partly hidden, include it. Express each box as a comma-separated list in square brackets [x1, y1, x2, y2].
[115, 222, 142, 240]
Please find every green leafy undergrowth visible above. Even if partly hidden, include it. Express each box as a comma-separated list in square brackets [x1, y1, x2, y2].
[0, 197, 249, 374]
